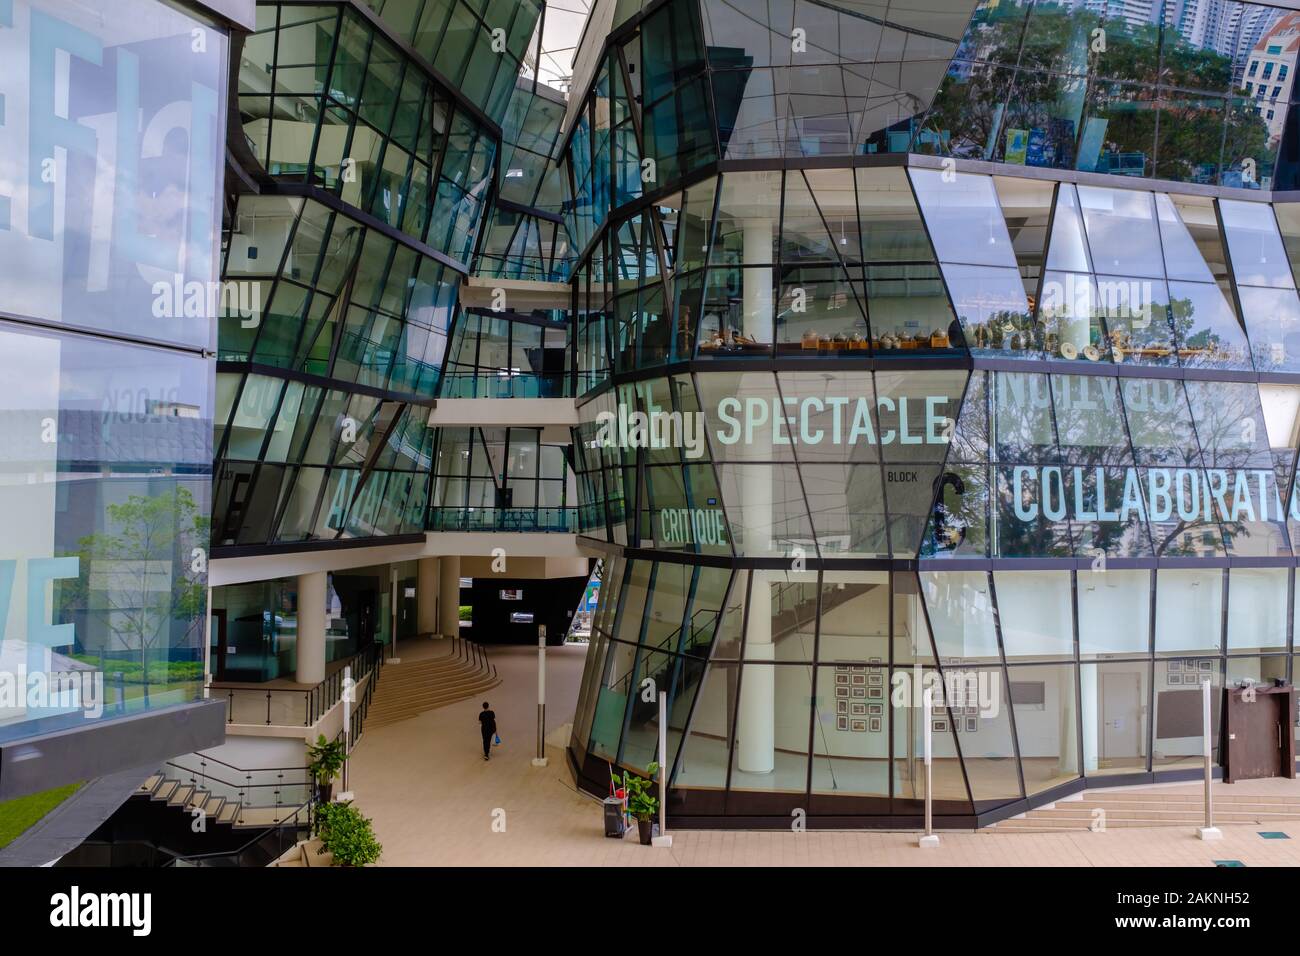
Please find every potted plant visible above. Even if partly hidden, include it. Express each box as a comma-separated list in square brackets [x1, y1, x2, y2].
[621, 762, 659, 846]
[307, 733, 345, 804]
[312, 800, 382, 867]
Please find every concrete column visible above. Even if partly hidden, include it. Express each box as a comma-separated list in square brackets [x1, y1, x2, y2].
[742, 219, 774, 343]
[296, 571, 327, 685]
[1081, 663, 1099, 773]
[417, 557, 440, 636]
[439, 555, 461, 638]
[737, 570, 774, 774]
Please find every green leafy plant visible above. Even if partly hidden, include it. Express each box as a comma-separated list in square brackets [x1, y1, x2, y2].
[619, 762, 659, 822]
[313, 800, 382, 867]
[307, 734, 345, 787]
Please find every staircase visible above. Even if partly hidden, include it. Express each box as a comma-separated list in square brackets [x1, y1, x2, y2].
[135, 746, 312, 832]
[990, 786, 1300, 831]
[363, 639, 500, 729]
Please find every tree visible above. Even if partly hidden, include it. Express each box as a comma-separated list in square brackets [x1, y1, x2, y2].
[67, 487, 209, 703]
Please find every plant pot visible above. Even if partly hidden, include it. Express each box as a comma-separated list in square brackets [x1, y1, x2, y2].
[637, 818, 653, 846]
[317, 782, 333, 804]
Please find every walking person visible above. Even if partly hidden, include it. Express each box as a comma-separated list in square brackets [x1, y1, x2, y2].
[478, 701, 497, 761]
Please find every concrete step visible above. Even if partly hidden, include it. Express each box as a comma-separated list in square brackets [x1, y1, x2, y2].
[152, 780, 179, 802]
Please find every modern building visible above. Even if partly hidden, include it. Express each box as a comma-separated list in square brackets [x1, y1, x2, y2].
[6, 0, 1300, 853]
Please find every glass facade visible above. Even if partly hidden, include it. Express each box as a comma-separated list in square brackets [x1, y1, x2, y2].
[0, 0, 227, 743]
[562, 0, 1300, 827]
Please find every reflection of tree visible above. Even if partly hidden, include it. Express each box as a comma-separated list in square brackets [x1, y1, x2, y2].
[66, 488, 208, 703]
[922, 8, 1272, 176]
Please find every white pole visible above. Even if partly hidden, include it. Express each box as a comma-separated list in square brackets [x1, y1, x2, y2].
[919, 685, 940, 848]
[652, 690, 673, 847]
[532, 625, 548, 767]
[1197, 678, 1221, 840]
[337, 664, 354, 802]
[388, 567, 401, 664]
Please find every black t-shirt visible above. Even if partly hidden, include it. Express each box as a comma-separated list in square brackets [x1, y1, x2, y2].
[478, 710, 497, 735]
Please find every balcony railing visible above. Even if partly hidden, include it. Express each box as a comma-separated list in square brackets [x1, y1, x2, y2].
[214, 643, 384, 727]
[427, 506, 577, 533]
[438, 370, 570, 399]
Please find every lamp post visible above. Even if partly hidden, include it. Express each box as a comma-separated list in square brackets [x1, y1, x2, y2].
[532, 625, 548, 767]
[918, 686, 940, 848]
[1197, 678, 1221, 840]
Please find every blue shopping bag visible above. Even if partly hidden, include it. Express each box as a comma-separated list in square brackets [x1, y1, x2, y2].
[494, 733, 501, 746]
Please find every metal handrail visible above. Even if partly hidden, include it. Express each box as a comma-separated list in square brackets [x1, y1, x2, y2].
[214, 644, 382, 727]
[162, 800, 312, 867]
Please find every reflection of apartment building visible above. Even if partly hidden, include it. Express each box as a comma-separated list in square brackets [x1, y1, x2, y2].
[1243, 11, 1300, 142]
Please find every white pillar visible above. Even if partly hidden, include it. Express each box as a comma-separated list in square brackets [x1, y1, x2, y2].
[296, 571, 327, 685]
[417, 557, 440, 636]
[742, 219, 774, 343]
[1081, 663, 1099, 774]
[439, 556, 461, 638]
[737, 570, 774, 774]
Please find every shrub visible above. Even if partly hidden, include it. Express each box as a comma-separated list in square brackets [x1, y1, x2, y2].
[313, 800, 382, 867]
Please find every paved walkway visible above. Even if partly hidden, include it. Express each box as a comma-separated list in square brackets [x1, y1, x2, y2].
[348, 640, 1300, 866]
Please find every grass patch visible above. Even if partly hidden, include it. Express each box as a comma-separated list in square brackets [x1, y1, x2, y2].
[0, 782, 83, 850]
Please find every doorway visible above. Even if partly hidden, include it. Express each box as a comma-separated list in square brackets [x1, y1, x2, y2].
[1101, 671, 1142, 763]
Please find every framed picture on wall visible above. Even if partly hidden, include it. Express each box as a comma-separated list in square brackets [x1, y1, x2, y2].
[851, 719, 867, 733]
[869, 717, 882, 733]
[965, 717, 977, 733]
[867, 703, 883, 716]
[1198, 659, 1213, 674]
[851, 687, 866, 699]
[837, 716, 849, 731]
[869, 657, 882, 665]
[836, 685, 849, 698]
[851, 665, 866, 674]
[867, 686, 883, 700]
[837, 699, 848, 715]
[852, 674, 866, 686]
[1170, 659, 1183, 673]
[868, 672, 883, 686]
[851, 702, 867, 716]
[1168, 673, 1182, 685]
[933, 718, 949, 734]
[836, 673, 849, 685]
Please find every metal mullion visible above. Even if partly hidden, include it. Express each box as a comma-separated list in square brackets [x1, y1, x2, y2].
[887, 568, 894, 804]
[614, 561, 659, 767]
[1072, 569, 1085, 781]
[1145, 568, 1157, 771]
[668, 567, 735, 786]
[721, 569, 754, 802]
[803, 570, 822, 809]
[915, 574, 977, 810]
[987, 573, 1028, 800]
[771, 370, 822, 561]
[264, 4, 283, 172]
[302, 7, 345, 188]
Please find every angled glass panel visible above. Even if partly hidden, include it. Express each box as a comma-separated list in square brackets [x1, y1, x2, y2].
[994, 570, 1072, 661]
[1220, 199, 1295, 289]
[909, 170, 1019, 267]
[1008, 662, 1080, 795]
[1153, 657, 1221, 769]
[1226, 567, 1288, 654]
[1076, 186, 1163, 279]
[920, 571, 999, 664]
[1168, 280, 1253, 371]
[941, 264, 1036, 355]
[1077, 568, 1150, 659]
